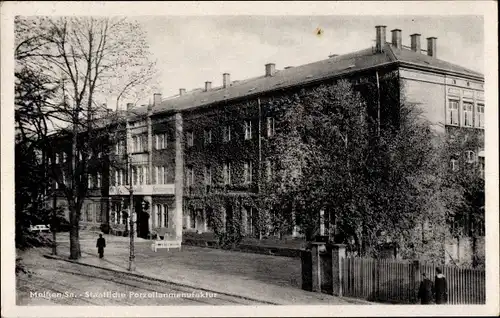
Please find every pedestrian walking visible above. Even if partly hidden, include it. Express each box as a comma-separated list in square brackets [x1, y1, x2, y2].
[96, 234, 106, 259]
[434, 267, 448, 304]
[418, 273, 434, 304]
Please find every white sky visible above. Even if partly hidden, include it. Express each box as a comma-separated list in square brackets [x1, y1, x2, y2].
[136, 15, 484, 99]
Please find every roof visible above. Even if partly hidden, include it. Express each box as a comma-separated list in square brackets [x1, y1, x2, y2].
[127, 42, 483, 119]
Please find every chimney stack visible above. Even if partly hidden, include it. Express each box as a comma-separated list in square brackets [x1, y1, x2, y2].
[179, 88, 186, 96]
[153, 93, 162, 106]
[223, 73, 230, 88]
[391, 29, 402, 49]
[375, 25, 387, 53]
[410, 34, 421, 53]
[265, 63, 276, 77]
[205, 81, 212, 92]
[427, 37, 437, 57]
[126, 103, 133, 111]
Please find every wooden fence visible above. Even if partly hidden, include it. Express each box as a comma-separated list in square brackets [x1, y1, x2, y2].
[341, 257, 485, 304]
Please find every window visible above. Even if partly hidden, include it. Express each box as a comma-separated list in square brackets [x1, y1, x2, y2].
[463, 101, 473, 127]
[266, 117, 275, 138]
[204, 129, 212, 145]
[465, 150, 476, 163]
[62, 152, 67, 162]
[204, 165, 212, 185]
[163, 166, 168, 184]
[450, 159, 459, 172]
[479, 156, 485, 178]
[88, 174, 93, 188]
[223, 162, 232, 185]
[223, 125, 231, 142]
[265, 160, 273, 182]
[156, 204, 162, 228]
[186, 166, 194, 187]
[55, 153, 59, 164]
[163, 204, 169, 227]
[114, 170, 119, 186]
[246, 207, 254, 236]
[190, 209, 196, 229]
[132, 166, 138, 185]
[186, 131, 194, 147]
[244, 120, 252, 140]
[96, 172, 101, 188]
[155, 133, 167, 150]
[476, 103, 484, 128]
[243, 161, 253, 184]
[448, 99, 459, 125]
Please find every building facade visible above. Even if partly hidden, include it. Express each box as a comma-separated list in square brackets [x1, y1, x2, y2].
[48, 25, 485, 239]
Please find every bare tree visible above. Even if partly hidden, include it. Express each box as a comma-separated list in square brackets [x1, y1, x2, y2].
[15, 16, 158, 259]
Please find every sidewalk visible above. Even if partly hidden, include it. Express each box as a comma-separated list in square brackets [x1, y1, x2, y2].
[50, 234, 370, 305]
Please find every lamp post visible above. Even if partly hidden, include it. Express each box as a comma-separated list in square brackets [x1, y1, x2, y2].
[127, 154, 136, 272]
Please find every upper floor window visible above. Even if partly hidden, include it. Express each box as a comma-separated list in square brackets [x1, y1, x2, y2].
[463, 101, 473, 127]
[155, 166, 168, 184]
[186, 165, 194, 187]
[88, 174, 93, 188]
[96, 172, 102, 188]
[265, 159, 273, 182]
[132, 135, 146, 153]
[222, 125, 231, 143]
[244, 120, 252, 140]
[465, 150, 476, 163]
[204, 165, 212, 185]
[447, 99, 459, 126]
[186, 131, 194, 148]
[266, 117, 275, 138]
[243, 161, 253, 184]
[55, 153, 60, 164]
[155, 133, 167, 150]
[475, 103, 484, 128]
[62, 152, 67, 162]
[204, 129, 212, 145]
[479, 156, 485, 178]
[223, 162, 232, 185]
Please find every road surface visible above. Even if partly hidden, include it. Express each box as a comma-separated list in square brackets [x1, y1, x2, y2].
[16, 248, 264, 306]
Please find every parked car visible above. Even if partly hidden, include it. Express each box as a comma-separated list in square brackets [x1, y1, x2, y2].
[29, 224, 51, 233]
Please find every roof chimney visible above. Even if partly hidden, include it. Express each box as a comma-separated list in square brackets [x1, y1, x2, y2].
[126, 103, 133, 111]
[391, 29, 402, 49]
[223, 73, 230, 88]
[410, 34, 421, 53]
[427, 37, 437, 57]
[153, 93, 162, 106]
[265, 63, 276, 77]
[179, 88, 186, 96]
[375, 25, 387, 53]
[204, 81, 212, 92]
[328, 54, 339, 58]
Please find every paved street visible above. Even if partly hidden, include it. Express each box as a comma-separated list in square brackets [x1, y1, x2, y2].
[16, 248, 262, 305]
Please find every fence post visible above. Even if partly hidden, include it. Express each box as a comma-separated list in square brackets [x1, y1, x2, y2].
[331, 244, 346, 297]
[311, 242, 325, 292]
[411, 260, 420, 303]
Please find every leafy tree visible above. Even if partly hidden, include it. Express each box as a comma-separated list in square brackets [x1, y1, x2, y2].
[266, 78, 452, 260]
[15, 16, 158, 259]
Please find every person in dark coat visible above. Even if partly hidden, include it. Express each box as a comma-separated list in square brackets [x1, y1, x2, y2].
[96, 234, 106, 258]
[418, 273, 434, 304]
[434, 267, 448, 304]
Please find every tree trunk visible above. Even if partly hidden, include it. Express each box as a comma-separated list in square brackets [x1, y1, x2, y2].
[69, 203, 81, 259]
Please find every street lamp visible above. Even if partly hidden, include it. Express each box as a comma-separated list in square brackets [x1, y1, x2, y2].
[128, 210, 137, 271]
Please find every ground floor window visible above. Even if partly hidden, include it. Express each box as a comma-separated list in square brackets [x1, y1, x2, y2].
[163, 204, 169, 227]
[86, 203, 93, 222]
[96, 203, 102, 223]
[190, 208, 196, 229]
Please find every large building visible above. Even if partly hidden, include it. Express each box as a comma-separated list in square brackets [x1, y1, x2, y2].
[49, 25, 485, 240]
